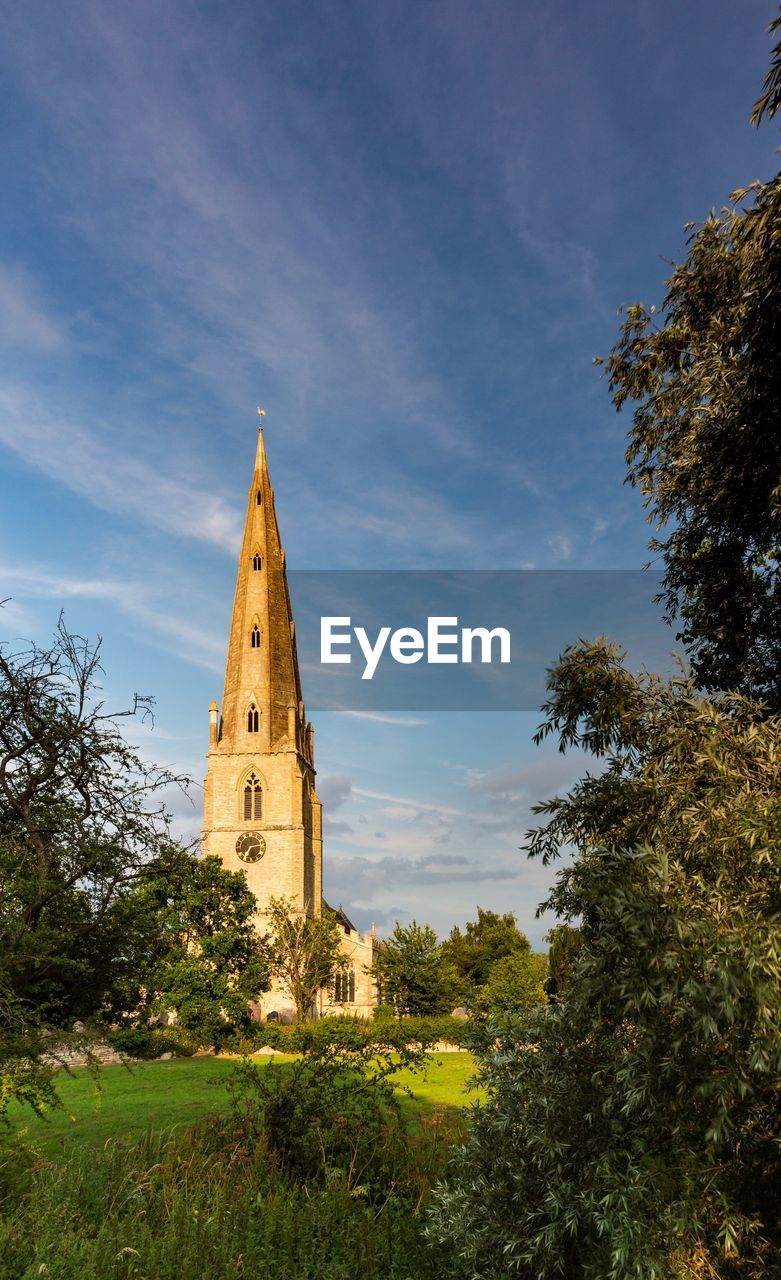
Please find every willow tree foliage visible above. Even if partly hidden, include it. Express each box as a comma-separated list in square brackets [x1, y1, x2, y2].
[428, 642, 781, 1279]
[597, 15, 781, 709]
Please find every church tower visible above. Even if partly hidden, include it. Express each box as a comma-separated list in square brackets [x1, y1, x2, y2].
[202, 421, 322, 926]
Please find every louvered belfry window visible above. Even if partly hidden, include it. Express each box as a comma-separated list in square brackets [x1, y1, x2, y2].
[243, 772, 262, 820]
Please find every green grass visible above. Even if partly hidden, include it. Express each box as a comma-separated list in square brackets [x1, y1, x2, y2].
[3, 1051, 480, 1159]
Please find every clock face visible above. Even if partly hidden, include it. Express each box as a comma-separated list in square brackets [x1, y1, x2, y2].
[235, 831, 266, 864]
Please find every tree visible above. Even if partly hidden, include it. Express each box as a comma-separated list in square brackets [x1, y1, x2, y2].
[473, 949, 548, 1016]
[263, 896, 346, 1022]
[428, 643, 781, 1278]
[545, 923, 582, 1002]
[598, 26, 781, 709]
[119, 849, 270, 1045]
[373, 920, 460, 1017]
[441, 907, 531, 1000]
[430, 23, 781, 1274]
[0, 619, 186, 1113]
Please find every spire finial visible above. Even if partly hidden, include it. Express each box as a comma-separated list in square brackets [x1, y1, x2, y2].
[254, 407, 267, 471]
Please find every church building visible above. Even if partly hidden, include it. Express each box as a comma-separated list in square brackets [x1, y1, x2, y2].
[201, 420, 378, 1020]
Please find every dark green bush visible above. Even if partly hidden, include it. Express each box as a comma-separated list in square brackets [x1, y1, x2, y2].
[242, 1014, 470, 1054]
[232, 1056, 407, 1195]
[226, 1023, 458, 1204]
[105, 1025, 154, 1057]
[106, 1024, 201, 1059]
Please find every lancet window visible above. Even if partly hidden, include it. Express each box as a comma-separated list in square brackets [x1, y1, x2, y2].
[334, 969, 355, 1003]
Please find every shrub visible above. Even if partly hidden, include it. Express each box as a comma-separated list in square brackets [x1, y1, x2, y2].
[106, 1025, 201, 1059]
[226, 1023, 448, 1202]
[105, 1025, 155, 1057]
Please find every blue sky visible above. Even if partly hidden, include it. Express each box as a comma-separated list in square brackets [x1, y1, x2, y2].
[0, 1, 777, 944]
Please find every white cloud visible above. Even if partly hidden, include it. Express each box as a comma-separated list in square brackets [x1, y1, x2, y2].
[547, 531, 574, 562]
[340, 710, 429, 726]
[0, 558, 224, 673]
[0, 264, 65, 351]
[0, 383, 242, 553]
[353, 787, 465, 818]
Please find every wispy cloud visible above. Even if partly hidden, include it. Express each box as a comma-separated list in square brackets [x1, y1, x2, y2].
[0, 264, 65, 351]
[547, 531, 574, 563]
[0, 383, 242, 553]
[353, 787, 465, 818]
[341, 710, 429, 726]
[0, 558, 224, 673]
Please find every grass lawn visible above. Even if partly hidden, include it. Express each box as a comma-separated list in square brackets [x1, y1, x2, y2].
[2, 1051, 481, 1159]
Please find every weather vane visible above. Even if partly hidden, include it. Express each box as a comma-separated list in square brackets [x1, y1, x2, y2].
[257, 406, 266, 424]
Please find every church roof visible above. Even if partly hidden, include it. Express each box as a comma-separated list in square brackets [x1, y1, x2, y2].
[323, 898, 358, 934]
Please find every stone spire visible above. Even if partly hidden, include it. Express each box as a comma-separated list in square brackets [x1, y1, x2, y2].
[217, 419, 308, 759]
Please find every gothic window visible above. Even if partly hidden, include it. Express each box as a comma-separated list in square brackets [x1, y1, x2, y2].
[256, 490, 262, 506]
[250, 625, 261, 649]
[334, 969, 355, 1003]
[252, 553, 262, 570]
[247, 703, 259, 733]
[242, 772, 263, 821]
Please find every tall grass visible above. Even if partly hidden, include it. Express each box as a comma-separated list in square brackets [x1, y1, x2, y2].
[0, 1116, 448, 1279]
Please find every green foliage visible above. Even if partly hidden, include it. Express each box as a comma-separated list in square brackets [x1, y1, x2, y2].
[373, 921, 461, 1017]
[0, 1029, 60, 1120]
[0, 619, 187, 1116]
[0, 1122, 443, 1279]
[599, 173, 781, 706]
[117, 848, 269, 1045]
[441, 907, 531, 1001]
[473, 950, 547, 1015]
[227, 1022, 460, 1207]
[545, 922, 582, 1001]
[105, 1024, 201, 1059]
[223, 1013, 471, 1056]
[428, 644, 781, 1278]
[262, 896, 346, 1022]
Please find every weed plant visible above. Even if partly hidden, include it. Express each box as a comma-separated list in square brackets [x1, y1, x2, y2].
[0, 1117, 447, 1279]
